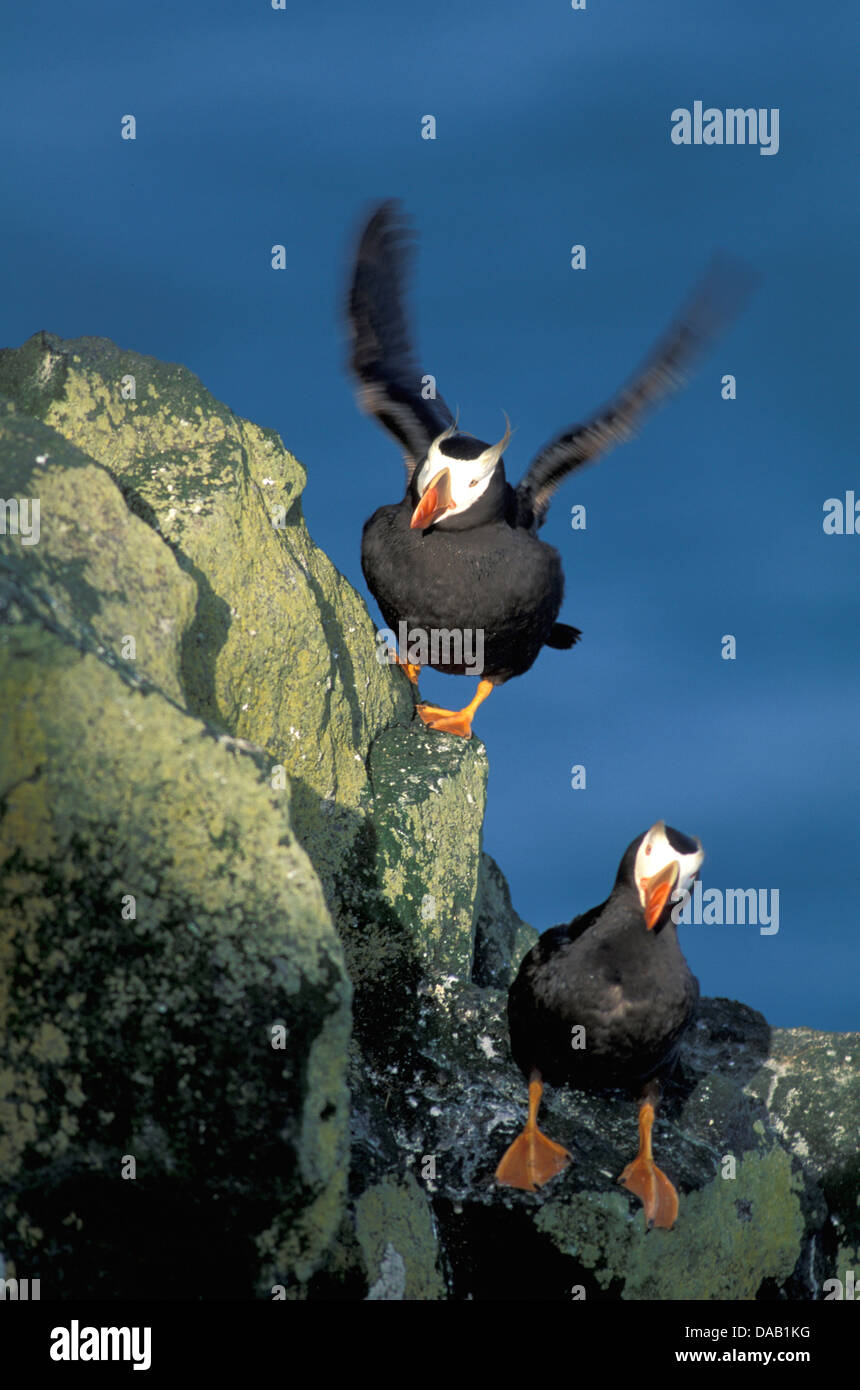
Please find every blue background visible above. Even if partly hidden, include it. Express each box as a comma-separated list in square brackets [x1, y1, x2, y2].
[3, 2, 857, 1028]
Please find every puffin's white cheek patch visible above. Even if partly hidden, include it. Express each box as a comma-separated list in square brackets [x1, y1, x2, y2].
[634, 824, 674, 893]
[634, 823, 704, 914]
[447, 466, 493, 513]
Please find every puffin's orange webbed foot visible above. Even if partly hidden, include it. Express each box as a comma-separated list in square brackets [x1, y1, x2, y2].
[495, 1071, 571, 1191]
[416, 703, 474, 738]
[619, 1155, 679, 1229]
[618, 1093, 679, 1228]
[415, 678, 494, 739]
[495, 1126, 571, 1192]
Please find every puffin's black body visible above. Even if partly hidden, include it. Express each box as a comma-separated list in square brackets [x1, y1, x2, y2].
[362, 485, 566, 682]
[508, 840, 699, 1093]
[496, 822, 705, 1227]
[348, 202, 751, 733]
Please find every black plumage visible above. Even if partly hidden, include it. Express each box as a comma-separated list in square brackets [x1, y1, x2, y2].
[361, 479, 567, 683]
[497, 822, 704, 1227]
[508, 828, 701, 1091]
[348, 202, 751, 734]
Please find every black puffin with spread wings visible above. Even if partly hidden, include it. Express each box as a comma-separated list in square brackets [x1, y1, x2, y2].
[349, 200, 749, 738]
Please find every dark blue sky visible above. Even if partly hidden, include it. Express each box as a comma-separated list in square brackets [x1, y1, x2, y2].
[3, 3, 857, 1028]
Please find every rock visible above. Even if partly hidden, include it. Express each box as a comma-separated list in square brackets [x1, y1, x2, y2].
[356, 1174, 446, 1300]
[0, 336, 376, 1297]
[1, 333, 855, 1301]
[0, 333, 491, 1298]
[473, 852, 538, 990]
[0, 626, 350, 1297]
[0, 334, 487, 1007]
[366, 725, 487, 980]
[0, 400, 195, 702]
[0, 333, 413, 899]
[354, 979, 856, 1301]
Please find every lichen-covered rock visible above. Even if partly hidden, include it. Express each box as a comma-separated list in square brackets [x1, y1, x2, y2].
[368, 725, 487, 979]
[0, 400, 195, 702]
[536, 1147, 803, 1301]
[0, 625, 350, 1297]
[0, 333, 497, 1300]
[348, 977, 857, 1301]
[0, 334, 492, 1002]
[2, 333, 855, 1302]
[355, 1173, 446, 1300]
[0, 332, 413, 905]
[744, 1029, 860, 1297]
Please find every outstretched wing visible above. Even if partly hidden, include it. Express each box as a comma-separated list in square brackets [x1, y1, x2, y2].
[347, 199, 455, 480]
[515, 256, 756, 531]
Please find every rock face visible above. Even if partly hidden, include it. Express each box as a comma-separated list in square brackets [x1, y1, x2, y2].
[0, 334, 856, 1301]
[359, 984, 857, 1301]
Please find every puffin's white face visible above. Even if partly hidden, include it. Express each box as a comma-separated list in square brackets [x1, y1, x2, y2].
[410, 418, 511, 530]
[634, 820, 704, 929]
[415, 443, 496, 510]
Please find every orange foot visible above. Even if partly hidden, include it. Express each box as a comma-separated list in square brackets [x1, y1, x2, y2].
[416, 703, 473, 738]
[619, 1155, 679, 1229]
[394, 655, 421, 686]
[619, 1092, 679, 1228]
[495, 1124, 572, 1192]
[495, 1072, 571, 1192]
[414, 678, 495, 739]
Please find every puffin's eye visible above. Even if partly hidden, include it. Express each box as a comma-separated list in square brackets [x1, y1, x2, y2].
[645, 845, 652, 855]
[469, 479, 480, 488]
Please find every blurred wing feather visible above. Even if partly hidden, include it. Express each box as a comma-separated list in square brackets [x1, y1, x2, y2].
[516, 256, 756, 530]
[347, 199, 454, 479]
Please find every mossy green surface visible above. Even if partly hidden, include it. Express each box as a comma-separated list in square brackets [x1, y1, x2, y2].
[0, 332, 500, 1298]
[0, 400, 195, 702]
[368, 724, 487, 978]
[0, 333, 414, 903]
[355, 1173, 445, 1300]
[0, 623, 350, 1296]
[2, 331, 853, 1301]
[537, 1148, 804, 1300]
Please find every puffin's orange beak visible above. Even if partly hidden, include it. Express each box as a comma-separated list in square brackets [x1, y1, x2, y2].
[410, 468, 453, 530]
[641, 861, 680, 930]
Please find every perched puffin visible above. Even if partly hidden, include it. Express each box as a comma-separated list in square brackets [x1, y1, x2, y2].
[348, 200, 750, 737]
[496, 821, 704, 1229]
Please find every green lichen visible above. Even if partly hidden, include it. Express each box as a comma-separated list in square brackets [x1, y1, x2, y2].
[355, 1173, 446, 1300]
[0, 403, 195, 702]
[0, 333, 414, 908]
[537, 1147, 805, 1300]
[0, 625, 350, 1294]
[369, 725, 488, 978]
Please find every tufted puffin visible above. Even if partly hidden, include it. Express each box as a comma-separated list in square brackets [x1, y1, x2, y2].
[348, 200, 751, 737]
[495, 821, 704, 1229]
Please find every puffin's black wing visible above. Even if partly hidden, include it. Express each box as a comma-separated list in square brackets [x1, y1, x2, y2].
[515, 257, 756, 531]
[347, 200, 455, 480]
